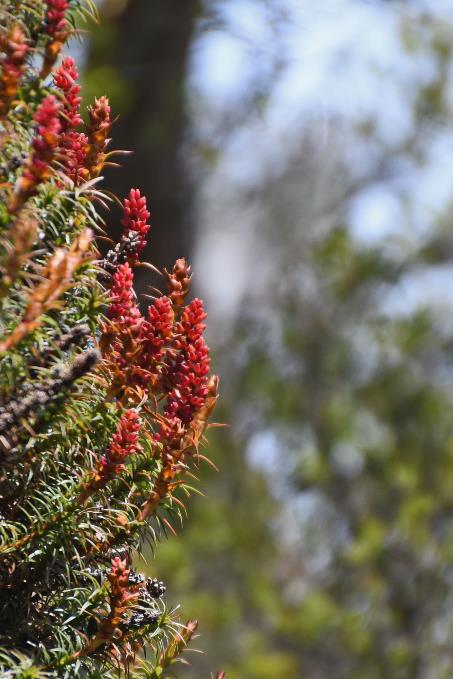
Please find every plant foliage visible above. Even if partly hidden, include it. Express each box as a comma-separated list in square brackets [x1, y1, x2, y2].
[0, 2, 220, 677]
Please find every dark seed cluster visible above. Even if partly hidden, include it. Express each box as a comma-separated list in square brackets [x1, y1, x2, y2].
[129, 571, 166, 599]
[125, 610, 160, 631]
[80, 568, 166, 601]
[127, 570, 145, 587]
[145, 577, 166, 599]
[100, 231, 142, 284]
[81, 567, 163, 635]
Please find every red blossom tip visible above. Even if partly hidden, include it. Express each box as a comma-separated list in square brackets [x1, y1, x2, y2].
[108, 556, 137, 603]
[54, 55, 82, 130]
[44, 0, 70, 37]
[88, 96, 111, 132]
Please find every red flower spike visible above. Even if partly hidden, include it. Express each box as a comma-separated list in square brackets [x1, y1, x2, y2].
[121, 188, 151, 259]
[107, 263, 142, 327]
[102, 263, 147, 395]
[115, 295, 175, 391]
[41, 0, 70, 78]
[141, 296, 174, 364]
[53, 57, 89, 183]
[103, 291, 174, 397]
[77, 410, 141, 504]
[153, 414, 185, 445]
[53, 56, 82, 131]
[103, 409, 142, 474]
[177, 298, 207, 343]
[9, 95, 62, 213]
[44, 0, 70, 37]
[88, 96, 111, 134]
[0, 26, 29, 118]
[59, 130, 89, 184]
[164, 298, 211, 425]
[34, 96, 61, 139]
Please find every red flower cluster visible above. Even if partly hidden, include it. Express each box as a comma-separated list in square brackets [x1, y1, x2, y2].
[41, 0, 70, 78]
[44, 0, 69, 37]
[141, 296, 174, 364]
[101, 190, 153, 284]
[107, 263, 142, 328]
[78, 410, 141, 504]
[100, 187, 215, 492]
[98, 185, 218, 522]
[53, 56, 82, 131]
[53, 56, 89, 184]
[164, 299, 211, 425]
[101, 409, 141, 476]
[121, 189, 151, 259]
[105, 264, 175, 391]
[26, 95, 61, 180]
[0, 26, 29, 117]
[60, 130, 89, 184]
[9, 95, 61, 213]
[103, 221, 212, 426]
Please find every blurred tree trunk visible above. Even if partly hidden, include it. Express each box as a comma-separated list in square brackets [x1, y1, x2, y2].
[86, 0, 200, 279]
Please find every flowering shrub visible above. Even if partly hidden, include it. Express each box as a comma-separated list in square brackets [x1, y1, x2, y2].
[0, 2, 221, 677]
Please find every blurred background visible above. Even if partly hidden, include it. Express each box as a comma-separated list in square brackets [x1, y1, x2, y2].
[79, 1, 453, 677]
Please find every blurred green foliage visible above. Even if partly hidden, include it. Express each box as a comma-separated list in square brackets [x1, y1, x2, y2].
[153, 225, 453, 678]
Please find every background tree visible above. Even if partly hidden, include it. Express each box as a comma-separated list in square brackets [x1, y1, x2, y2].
[84, 0, 201, 272]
